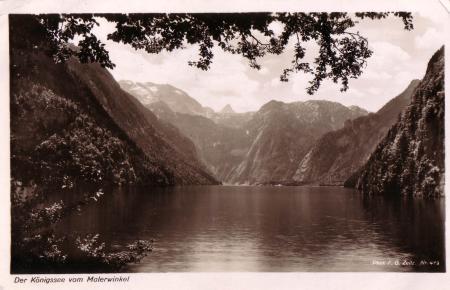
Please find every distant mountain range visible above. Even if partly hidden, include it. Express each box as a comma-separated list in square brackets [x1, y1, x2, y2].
[12, 15, 444, 198]
[119, 45, 444, 195]
[292, 79, 420, 185]
[119, 80, 255, 129]
[227, 100, 368, 185]
[118, 80, 214, 117]
[121, 80, 369, 185]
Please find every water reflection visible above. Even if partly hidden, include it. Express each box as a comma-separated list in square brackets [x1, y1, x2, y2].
[54, 186, 445, 272]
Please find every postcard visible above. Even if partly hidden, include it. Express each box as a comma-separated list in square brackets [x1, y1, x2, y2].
[1, 0, 449, 289]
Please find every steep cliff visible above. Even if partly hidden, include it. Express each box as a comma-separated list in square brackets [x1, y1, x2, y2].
[293, 80, 419, 185]
[118, 80, 208, 116]
[10, 15, 218, 189]
[147, 101, 252, 182]
[229, 100, 368, 184]
[350, 47, 444, 197]
[141, 95, 367, 184]
[119, 80, 255, 129]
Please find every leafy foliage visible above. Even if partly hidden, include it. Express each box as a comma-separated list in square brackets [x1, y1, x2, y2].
[11, 179, 153, 273]
[75, 235, 152, 269]
[11, 83, 138, 188]
[10, 81, 168, 272]
[353, 47, 444, 197]
[297, 80, 419, 186]
[19, 12, 413, 94]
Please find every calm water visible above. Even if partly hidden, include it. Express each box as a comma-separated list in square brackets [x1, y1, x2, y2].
[55, 186, 445, 272]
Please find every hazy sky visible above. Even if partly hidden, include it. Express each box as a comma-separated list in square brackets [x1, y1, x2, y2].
[93, 12, 446, 113]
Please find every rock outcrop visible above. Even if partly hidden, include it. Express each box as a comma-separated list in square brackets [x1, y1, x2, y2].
[349, 47, 444, 197]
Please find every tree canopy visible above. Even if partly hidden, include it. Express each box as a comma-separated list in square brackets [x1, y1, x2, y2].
[26, 12, 413, 94]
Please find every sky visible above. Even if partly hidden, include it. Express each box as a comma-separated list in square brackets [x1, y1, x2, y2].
[92, 12, 447, 113]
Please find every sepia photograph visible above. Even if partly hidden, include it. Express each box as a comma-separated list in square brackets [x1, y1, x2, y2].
[2, 1, 449, 287]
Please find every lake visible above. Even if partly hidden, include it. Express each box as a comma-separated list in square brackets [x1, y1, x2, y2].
[55, 185, 445, 272]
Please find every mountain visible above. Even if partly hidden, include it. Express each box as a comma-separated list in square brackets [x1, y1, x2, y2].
[220, 104, 235, 114]
[228, 100, 369, 184]
[119, 80, 208, 116]
[348, 47, 444, 197]
[141, 95, 367, 185]
[120, 80, 255, 129]
[10, 16, 218, 190]
[212, 110, 255, 129]
[147, 101, 252, 182]
[292, 79, 420, 185]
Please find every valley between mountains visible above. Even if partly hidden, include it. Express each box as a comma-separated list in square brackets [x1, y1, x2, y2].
[10, 16, 444, 198]
[9, 15, 445, 274]
[118, 44, 444, 198]
[119, 80, 370, 185]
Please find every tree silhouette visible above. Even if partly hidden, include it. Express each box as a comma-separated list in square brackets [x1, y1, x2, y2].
[14, 12, 413, 94]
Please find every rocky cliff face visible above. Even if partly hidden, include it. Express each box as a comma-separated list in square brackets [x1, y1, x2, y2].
[147, 101, 252, 182]
[119, 80, 208, 117]
[120, 80, 255, 129]
[220, 104, 235, 114]
[10, 16, 218, 189]
[293, 79, 420, 185]
[350, 47, 444, 197]
[228, 100, 368, 184]
[141, 95, 367, 185]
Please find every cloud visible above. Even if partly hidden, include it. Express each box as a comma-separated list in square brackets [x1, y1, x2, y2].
[270, 77, 282, 87]
[88, 14, 442, 113]
[417, 8, 449, 25]
[368, 42, 411, 69]
[105, 41, 262, 112]
[360, 70, 392, 81]
[258, 67, 270, 75]
[290, 73, 312, 98]
[367, 87, 382, 96]
[414, 27, 443, 51]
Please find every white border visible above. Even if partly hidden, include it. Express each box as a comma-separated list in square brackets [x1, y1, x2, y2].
[0, 0, 449, 289]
